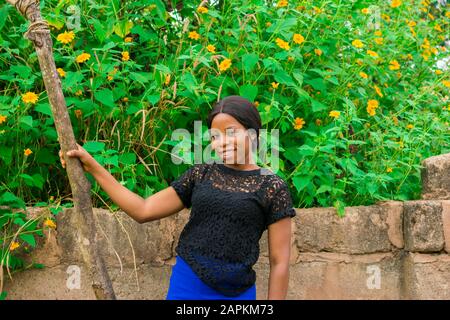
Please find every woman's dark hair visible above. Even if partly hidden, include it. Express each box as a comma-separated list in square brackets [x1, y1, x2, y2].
[206, 95, 262, 148]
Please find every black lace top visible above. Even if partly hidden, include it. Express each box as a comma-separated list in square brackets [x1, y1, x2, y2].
[169, 162, 297, 297]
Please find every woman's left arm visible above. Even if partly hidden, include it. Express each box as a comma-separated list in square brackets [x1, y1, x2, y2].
[267, 217, 292, 300]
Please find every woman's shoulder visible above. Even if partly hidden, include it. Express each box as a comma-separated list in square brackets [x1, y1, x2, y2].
[260, 170, 291, 198]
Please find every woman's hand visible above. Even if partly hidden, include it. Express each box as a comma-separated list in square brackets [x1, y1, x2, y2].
[59, 143, 98, 174]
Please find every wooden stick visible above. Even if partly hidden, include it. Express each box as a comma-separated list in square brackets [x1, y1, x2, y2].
[6, 0, 116, 300]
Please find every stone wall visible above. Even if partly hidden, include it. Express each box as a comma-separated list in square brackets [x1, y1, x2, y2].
[3, 153, 450, 299]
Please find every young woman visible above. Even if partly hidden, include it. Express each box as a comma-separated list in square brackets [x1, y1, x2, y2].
[59, 95, 296, 300]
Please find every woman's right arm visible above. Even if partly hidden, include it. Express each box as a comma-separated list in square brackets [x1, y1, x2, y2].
[60, 144, 185, 223]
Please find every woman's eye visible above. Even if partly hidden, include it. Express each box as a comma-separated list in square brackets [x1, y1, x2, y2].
[226, 130, 236, 137]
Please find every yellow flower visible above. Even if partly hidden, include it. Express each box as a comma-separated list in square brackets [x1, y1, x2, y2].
[124, 37, 133, 43]
[9, 241, 20, 251]
[382, 14, 391, 22]
[56, 31, 75, 44]
[374, 37, 383, 45]
[44, 218, 57, 229]
[0, 114, 7, 124]
[314, 48, 322, 56]
[446, 12, 450, 18]
[197, 6, 208, 14]
[271, 82, 279, 89]
[435, 70, 443, 75]
[275, 38, 290, 50]
[428, 13, 434, 20]
[329, 110, 340, 119]
[277, 0, 288, 8]
[293, 34, 305, 45]
[188, 31, 200, 40]
[406, 124, 414, 130]
[165, 74, 171, 86]
[422, 50, 431, 61]
[408, 21, 416, 27]
[347, 82, 352, 88]
[367, 50, 378, 57]
[443, 80, 450, 88]
[374, 85, 383, 97]
[75, 90, 83, 96]
[359, 71, 368, 79]
[294, 117, 305, 130]
[374, 30, 382, 36]
[22, 92, 39, 104]
[76, 52, 91, 63]
[24, 148, 33, 156]
[389, 60, 400, 70]
[392, 116, 399, 125]
[57, 68, 65, 77]
[356, 59, 364, 66]
[386, 167, 393, 173]
[362, 8, 369, 14]
[107, 75, 113, 81]
[367, 99, 379, 116]
[352, 39, 364, 48]
[122, 51, 130, 62]
[219, 58, 232, 72]
[206, 44, 216, 53]
[391, 0, 402, 8]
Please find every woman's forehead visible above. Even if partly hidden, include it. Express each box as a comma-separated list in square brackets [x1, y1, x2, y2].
[211, 113, 245, 130]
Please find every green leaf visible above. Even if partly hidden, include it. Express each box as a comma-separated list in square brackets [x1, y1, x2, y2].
[0, 145, 12, 165]
[10, 65, 32, 78]
[130, 72, 150, 84]
[92, 19, 107, 43]
[19, 234, 36, 248]
[0, 5, 10, 31]
[119, 153, 136, 165]
[34, 103, 52, 117]
[94, 89, 115, 108]
[333, 200, 345, 217]
[305, 77, 327, 91]
[114, 20, 133, 38]
[83, 141, 105, 153]
[293, 174, 312, 193]
[311, 99, 327, 112]
[316, 185, 331, 194]
[239, 84, 258, 102]
[19, 115, 33, 128]
[0, 192, 25, 208]
[274, 69, 295, 86]
[64, 71, 84, 88]
[242, 53, 259, 73]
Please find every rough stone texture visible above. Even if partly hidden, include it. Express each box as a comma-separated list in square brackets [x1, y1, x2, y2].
[287, 252, 402, 300]
[441, 200, 450, 253]
[55, 207, 190, 267]
[295, 205, 393, 254]
[403, 201, 445, 252]
[4, 199, 450, 300]
[421, 153, 450, 200]
[402, 253, 450, 299]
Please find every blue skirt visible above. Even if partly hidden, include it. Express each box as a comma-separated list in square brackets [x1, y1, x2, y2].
[166, 255, 256, 300]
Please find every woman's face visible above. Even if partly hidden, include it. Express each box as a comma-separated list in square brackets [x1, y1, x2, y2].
[210, 113, 256, 164]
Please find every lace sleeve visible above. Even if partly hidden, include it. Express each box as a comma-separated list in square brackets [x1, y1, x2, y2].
[264, 178, 297, 229]
[170, 164, 202, 208]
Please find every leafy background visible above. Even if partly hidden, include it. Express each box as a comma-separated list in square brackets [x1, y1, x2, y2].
[0, 0, 449, 299]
